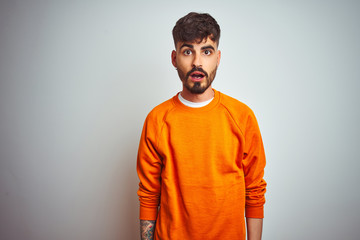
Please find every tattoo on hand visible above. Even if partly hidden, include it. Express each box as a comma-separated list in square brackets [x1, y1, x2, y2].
[140, 220, 156, 240]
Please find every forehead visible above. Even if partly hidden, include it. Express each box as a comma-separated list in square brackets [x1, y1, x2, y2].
[176, 37, 217, 50]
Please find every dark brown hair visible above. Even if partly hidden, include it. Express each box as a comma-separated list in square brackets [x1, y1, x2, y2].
[172, 12, 221, 47]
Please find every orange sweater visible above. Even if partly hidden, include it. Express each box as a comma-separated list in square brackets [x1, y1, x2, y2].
[137, 89, 266, 240]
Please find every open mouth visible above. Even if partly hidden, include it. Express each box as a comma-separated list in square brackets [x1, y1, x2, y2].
[190, 71, 205, 81]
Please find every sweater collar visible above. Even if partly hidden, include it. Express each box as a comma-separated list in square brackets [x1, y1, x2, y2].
[172, 89, 221, 112]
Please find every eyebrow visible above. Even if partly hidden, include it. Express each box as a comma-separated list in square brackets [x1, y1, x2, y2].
[180, 43, 194, 49]
[179, 44, 216, 51]
[201, 45, 215, 51]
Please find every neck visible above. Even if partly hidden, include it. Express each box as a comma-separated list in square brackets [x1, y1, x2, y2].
[180, 86, 214, 103]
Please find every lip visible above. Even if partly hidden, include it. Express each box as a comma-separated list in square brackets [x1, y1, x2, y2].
[189, 71, 205, 82]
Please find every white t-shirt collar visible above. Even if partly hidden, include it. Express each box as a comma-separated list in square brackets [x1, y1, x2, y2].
[178, 92, 214, 108]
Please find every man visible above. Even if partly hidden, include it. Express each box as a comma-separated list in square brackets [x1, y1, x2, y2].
[137, 12, 266, 240]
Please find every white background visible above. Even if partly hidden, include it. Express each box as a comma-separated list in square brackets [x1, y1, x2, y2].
[1, 0, 359, 239]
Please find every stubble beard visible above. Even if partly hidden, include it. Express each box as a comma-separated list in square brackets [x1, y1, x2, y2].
[177, 66, 218, 94]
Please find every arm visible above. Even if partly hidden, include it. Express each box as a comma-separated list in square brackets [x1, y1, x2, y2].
[242, 112, 266, 231]
[137, 114, 162, 237]
[140, 220, 156, 240]
[246, 218, 263, 240]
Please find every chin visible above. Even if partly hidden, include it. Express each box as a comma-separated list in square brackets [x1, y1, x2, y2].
[187, 82, 210, 94]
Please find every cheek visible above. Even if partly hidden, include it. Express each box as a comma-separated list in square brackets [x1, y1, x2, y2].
[209, 58, 219, 67]
[177, 63, 191, 74]
[177, 59, 189, 69]
[203, 61, 218, 74]
[177, 55, 193, 66]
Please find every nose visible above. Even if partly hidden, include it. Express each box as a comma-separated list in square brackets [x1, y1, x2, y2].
[192, 53, 202, 68]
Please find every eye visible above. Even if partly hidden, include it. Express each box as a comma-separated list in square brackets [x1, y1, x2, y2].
[204, 49, 212, 55]
[183, 49, 192, 55]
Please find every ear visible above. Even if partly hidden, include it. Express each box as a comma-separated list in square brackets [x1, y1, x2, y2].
[171, 50, 177, 68]
[217, 50, 221, 67]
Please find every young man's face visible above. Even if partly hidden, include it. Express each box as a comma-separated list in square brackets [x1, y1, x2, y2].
[171, 37, 221, 94]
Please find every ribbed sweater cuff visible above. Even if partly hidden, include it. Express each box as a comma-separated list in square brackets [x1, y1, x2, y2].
[245, 206, 264, 218]
[140, 206, 158, 220]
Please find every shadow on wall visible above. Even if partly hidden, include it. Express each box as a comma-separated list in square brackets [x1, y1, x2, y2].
[106, 142, 140, 240]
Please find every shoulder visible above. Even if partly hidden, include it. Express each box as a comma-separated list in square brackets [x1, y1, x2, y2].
[145, 96, 176, 127]
[219, 91, 255, 118]
[218, 91, 259, 131]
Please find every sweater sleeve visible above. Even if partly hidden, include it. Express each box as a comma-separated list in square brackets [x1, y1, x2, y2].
[242, 111, 267, 218]
[137, 114, 163, 220]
